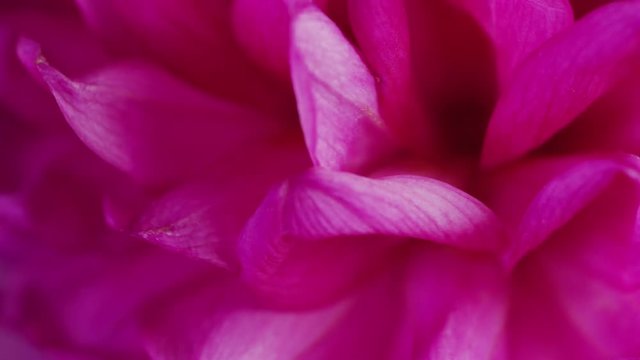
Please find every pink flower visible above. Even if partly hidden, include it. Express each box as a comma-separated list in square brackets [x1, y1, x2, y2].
[1, 0, 639, 359]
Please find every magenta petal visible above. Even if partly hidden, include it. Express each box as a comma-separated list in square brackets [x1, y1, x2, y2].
[32, 52, 282, 185]
[232, 0, 290, 79]
[74, 0, 291, 114]
[484, 155, 640, 267]
[0, 11, 108, 127]
[400, 247, 508, 359]
[238, 169, 502, 304]
[507, 258, 601, 359]
[349, 0, 433, 153]
[133, 144, 309, 267]
[536, 182, 640, 356]
[482, 1, 640, 167]
[290, 6, 394, 171]
[453, 0, 573, 85]
[143, 266, 404, 359]
[142, 278, 351, 359]
[549, 76, 640, 155]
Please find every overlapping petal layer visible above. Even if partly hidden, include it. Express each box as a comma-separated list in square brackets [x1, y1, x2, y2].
[32, 50, 283, 185]
[482, 1, 640, 166]
[238, 169, 501, 304]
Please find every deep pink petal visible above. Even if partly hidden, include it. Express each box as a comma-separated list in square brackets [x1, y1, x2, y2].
[510, 179, 640, 358]
[349, 0, 434, 154]
[142, 265, 405, 360]
[74, 0, 293, 115]
[290, 6, 395, 171]
[133, 143, 309, 268]
[506, 257, 601, 359]
[398, 246, 508, 359]
[238, 168, 502, 305]
[232, 0, 290, 80]
[482, 1, 640, 167]
[30, 49, 283, 185]
[405, 0, 498, 156]
[0, 11, 109, 127]
[452, 0, 573, 85]
[482, 154, 640, 267]
[547, 75, 640, 155]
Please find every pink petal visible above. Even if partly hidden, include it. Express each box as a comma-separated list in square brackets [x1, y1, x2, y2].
[547, 75, 640, 155]
[132, 143, 309, 268]
[451, 0, 574, 85]
[290, 6, 394, 172]
[30, 48, 283, 185]
[517, 179, 640, 357]
[74, 0, 293, 115]
[483, 155, 640, 267]
[143, 279, 337, 360]
[238, 169, 502, 305]
[553, 175, 640, 292]
[349, 0, 434, 154]
[506, 257, 601, 359]
[0, 11, 109, 127]
[570, 0, 614, 18]
[398, 246, 508, 359]
[57, 249, 209, 353]
[232, 0, 290, 80]
[142, 265, 405, 360]
[405, 0, 498, 156]
[482, 1, 640, 167]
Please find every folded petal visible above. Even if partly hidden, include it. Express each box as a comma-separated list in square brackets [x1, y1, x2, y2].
[547, 75, 640, 155]
[0, 328, 42, 359]
[482, 2, 640, 167]
[521, 179, 640, 357]
[133, 143, 309, 268]
[0, 11, 109, 127]
[506, 257, 602, 359]
[398, 246, 508, 359]
[482, 154, 640, 267]
[451, 0, 574, 85]
[349, 0, 434, 154]
[30, 47, 283, 185]
[232, 0, 290, 80]
[238, 168, 502, 305]
[290, 6, 394, 171]
[75, 0, 293, 115]
[142, 264, 405, 360]
[405, 0, 498, 156]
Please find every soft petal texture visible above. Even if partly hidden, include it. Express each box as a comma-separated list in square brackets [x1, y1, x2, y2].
[32, 50, 283, 185]
[143, 265, 405, 360]
[4, 0, 640, 357]
[232, 0, 290, 80]
[508, 178, 640, 358]
[506, 257, 601, 359]
[238, 168, 502, 304]
[133, 143, 309, 267]
[0, 11, 109, 127]
[74, 0, 293, 115]
[482, 155, 640, 267]
[482, 1, 640, 167]
[290, 6, 394, 171]
[349, 0, 433, 153]
[398, 246, 508, 359]
[451, 0, 574, 85]
[406, 0, 498, 156]
[546, 75, 640, 155]
[536, 182, 640, 357]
